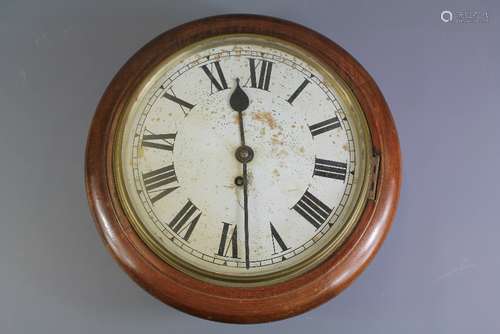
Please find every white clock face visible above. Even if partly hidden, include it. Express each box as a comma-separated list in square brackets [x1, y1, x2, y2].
[117, 35, 372, 285]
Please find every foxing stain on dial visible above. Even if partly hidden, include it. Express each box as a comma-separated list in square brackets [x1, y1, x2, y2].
[251, 111, 277, 129]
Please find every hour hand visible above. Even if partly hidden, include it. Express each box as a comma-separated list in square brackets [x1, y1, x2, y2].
[229, 78, 249, 112]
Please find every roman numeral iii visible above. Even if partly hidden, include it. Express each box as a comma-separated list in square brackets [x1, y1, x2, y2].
[309, 117, 341, 137]
[201, 61, 228, 93]
[217, 222, 238, 258]
[142, 131, 176, 151]
[292, 190, 332, 228]
[314, 158, 348, 181]
[142, 164, 179, 204]
[169, 200, 201, 241]
[247, 58, 273, 91]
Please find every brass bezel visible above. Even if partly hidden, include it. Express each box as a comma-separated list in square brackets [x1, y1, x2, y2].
[112, 34, 374, 287]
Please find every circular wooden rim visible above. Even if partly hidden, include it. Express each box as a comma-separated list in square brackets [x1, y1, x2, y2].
[85, 14, 401, 323]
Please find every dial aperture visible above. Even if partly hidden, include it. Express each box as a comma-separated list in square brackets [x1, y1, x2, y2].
[117, 35, 371, 285]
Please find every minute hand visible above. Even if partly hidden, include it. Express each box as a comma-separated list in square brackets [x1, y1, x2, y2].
[229, 79, 252, 270]
[242, 162, 250, 269]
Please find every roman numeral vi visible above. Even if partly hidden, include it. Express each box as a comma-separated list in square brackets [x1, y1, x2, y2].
[217, 222, 238, 258]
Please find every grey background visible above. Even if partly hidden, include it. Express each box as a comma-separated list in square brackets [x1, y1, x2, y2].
[1, 0, 499, 333]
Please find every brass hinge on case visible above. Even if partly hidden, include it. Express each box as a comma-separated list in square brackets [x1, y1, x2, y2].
[368, 153, 381, 201]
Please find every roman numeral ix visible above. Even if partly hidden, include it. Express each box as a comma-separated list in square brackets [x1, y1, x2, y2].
[201, 61, 228, 93]
[292, 190, 332, 229]
[217, 222, 238, 259]
[142, 130, 176, 151]
[247, 58, 273, 91]
[169, 200, 201, 241]
[142, 165, 179, 204]
[314, 158, 348, 181]
[309, 117, 341, 137]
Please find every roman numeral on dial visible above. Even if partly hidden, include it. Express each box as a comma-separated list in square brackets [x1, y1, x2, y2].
[142, 130, 176, 151]
[309, 117, 341, 137]
[201, 61, 228, 93]
[168, 200, 201, 241]
[287, 79, 310, 104]
[216, 222, 238, 258]
[270, 223, 289, 254]
[163, 88, 195, 116]
[314, 158, 348, 181]
[142, 165, 178, 204]
[292, 190, 332, 228]
[247, 58, 273, 91]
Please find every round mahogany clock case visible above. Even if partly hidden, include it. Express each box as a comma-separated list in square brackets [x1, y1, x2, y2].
[85, 14, 401, 323]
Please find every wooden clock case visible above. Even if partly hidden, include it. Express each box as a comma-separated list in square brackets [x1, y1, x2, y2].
[85, 14, 401, 323]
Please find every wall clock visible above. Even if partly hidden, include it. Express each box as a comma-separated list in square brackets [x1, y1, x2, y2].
[85, 14, 401, 323]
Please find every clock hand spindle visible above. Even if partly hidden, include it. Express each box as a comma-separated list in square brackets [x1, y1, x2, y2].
[230, 78, 253, 270]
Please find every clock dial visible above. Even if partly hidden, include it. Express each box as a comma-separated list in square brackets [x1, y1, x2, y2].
[116, 35, 372, 285]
